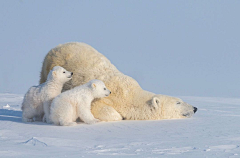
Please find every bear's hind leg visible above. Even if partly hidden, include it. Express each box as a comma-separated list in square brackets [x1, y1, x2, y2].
[57, 104, 77, 126]
[22, 116, 34, 122]
[22, 108, 36, 122]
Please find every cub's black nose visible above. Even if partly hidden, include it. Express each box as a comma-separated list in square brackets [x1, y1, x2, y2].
[193, 107, 198, 113]
[71, 72, 73, 76]
[110, 91, 111, 94]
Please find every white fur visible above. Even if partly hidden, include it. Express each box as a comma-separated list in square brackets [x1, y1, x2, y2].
[21, 66, 72, 123]
[40, 42, 197, 121]
[50, 79, 111, 126]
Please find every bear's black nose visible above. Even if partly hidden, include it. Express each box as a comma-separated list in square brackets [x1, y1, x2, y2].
[193, 107, 198, 113]
[71, 72, 73, 76]
[110, 91, 111, 94]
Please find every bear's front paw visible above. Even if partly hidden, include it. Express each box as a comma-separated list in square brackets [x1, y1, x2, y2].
[42, 115, 46, 122]
[42, 115, 52, 124]
[46, 119, 52, 124]
[86, 119, 100, 124]
[27, 118, 34, 122]
[22, 118, 34, 122]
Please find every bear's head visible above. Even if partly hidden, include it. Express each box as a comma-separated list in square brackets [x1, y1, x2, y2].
[150, 94, 197, 119]
[89, 79, 111, 98]
[47, 66, 73, 83]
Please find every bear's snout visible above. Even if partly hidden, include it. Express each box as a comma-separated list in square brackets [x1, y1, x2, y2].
[71, 72, 73, 76]
[105, 91, 111, 97]
[193, 107, 197, 113]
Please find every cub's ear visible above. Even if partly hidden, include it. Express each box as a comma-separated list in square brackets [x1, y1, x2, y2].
[152, 97, 161, 109]
[52, 70, 57, 77]
[91, 83, 96, 88]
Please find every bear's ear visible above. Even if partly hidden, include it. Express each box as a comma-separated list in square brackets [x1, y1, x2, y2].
[52, 70, 57, 77]
[91, 83, 96, 88]
[152, 97, 161, 109]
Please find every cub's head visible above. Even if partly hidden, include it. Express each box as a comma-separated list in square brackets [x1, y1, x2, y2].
[150, 94, 197, 119]
[47, 66, 73, 83]
[89, 79, 111, 98]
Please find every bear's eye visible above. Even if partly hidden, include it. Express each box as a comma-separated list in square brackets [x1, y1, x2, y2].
[104, 88, 106, 90]
[177, 102, 181, 104]
[63, 71, 65, 73]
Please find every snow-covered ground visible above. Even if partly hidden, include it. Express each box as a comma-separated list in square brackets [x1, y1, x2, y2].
[0, 93, 239, 157]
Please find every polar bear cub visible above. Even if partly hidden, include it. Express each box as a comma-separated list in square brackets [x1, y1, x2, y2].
[21, 66, 73, 123]
[50, 79, 111, 126]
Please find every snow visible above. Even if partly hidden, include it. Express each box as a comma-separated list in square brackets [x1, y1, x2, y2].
[0, 93, 239, 157]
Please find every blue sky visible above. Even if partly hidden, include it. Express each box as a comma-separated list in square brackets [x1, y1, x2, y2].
[0, 0, 239, 97]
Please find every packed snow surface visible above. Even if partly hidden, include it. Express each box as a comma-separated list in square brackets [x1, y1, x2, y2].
[0, 93, 239, 157]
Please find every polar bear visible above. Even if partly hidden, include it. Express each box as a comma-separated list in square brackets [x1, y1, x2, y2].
[22, 66, 73, 122]
[40, 42, 198, 121]
[50, 79, 111, 126]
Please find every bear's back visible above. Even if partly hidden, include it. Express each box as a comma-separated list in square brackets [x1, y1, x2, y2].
[40, 42, 120, 91]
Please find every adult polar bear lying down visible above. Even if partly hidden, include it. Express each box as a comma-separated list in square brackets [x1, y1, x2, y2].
[40, 42, 198, 121]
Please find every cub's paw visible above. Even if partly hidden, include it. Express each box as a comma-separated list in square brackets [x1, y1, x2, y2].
[22, 117, 34, 122]
[27, 118, 34, 122]
[42, 115, 46, 122]
[67, 122, 77, 126]
[85, 119, 100, 124]
[60, 121, 77, 126]
[45, 118, 52, 124]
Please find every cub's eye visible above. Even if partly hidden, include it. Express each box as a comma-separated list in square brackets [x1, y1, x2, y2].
[63, 71, 65, 73]
[177, 102, 181, 104]
[104, 88, 106, 90]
